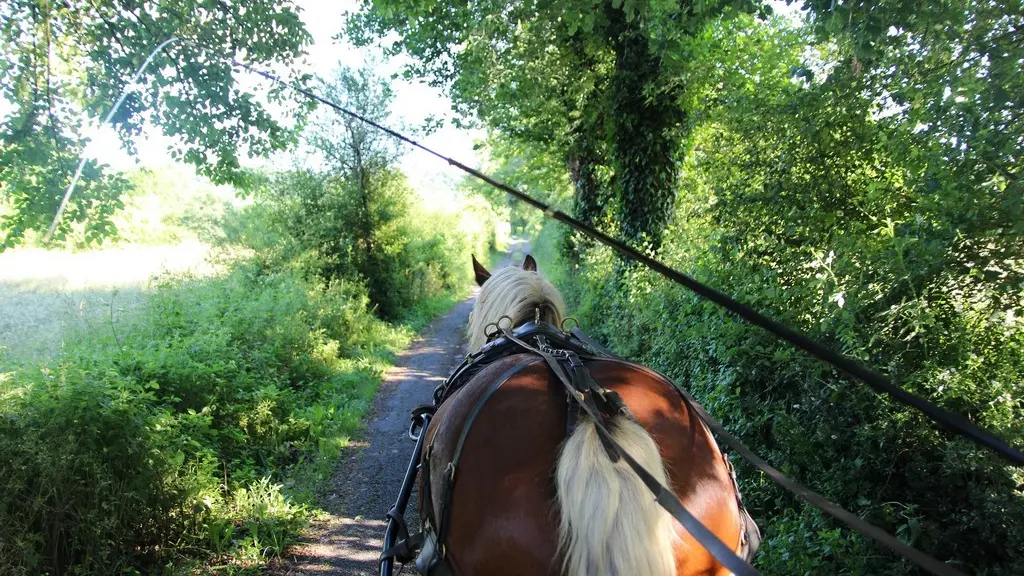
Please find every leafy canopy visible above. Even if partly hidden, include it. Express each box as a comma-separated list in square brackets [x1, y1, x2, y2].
[346, 0, 769, 250]
[0, 0, 314, 249]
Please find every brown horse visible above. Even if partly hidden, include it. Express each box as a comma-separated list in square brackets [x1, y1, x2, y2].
[413, 254, 759, 576]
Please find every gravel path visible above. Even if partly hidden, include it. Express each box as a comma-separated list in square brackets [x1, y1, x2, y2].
[270, 242, 526, 576]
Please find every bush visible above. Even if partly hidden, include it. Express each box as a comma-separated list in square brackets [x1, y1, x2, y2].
[224, 168, 501, 323]
[537, 214, 1023, 575]
[0, 263, 410, 574]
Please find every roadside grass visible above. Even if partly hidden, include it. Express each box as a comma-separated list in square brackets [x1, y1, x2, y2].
[0, 256, 420, 575]
[0, 164, 503, 575]
[0, 241, 491, 575]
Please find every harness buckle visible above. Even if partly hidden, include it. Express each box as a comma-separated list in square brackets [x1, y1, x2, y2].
[409, 407, 434, 441]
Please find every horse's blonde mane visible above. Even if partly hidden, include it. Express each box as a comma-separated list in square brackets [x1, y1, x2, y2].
[467, 264, 567, 352]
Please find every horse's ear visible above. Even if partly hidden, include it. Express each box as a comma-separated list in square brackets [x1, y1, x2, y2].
[472, 254, 491, 286]
[523, 254, 537, 272]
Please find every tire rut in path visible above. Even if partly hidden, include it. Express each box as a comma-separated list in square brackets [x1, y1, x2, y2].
[271, 243, 525, 575]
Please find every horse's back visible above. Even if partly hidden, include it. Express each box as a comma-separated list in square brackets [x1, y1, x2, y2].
[587, 359, 745, 575]
[420, 353, 563, 574]
[419, 353, 742, 576]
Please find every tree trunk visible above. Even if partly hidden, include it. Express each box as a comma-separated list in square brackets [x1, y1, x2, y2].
[563, 139, 603, 262]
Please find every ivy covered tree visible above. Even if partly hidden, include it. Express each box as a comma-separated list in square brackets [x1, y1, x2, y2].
[0, 0, 314, 249]
[346, 0, 769, 253]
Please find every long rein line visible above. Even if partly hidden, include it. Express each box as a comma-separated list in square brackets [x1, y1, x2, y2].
[224, 51, 1024, 468]
[48, 36, 1021, 465]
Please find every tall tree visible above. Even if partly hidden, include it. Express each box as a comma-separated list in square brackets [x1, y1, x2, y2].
[257, 64, 419, 319]
[305, 65, 411, 316]
[0, 0, 314, 249]
[346, 0, 768, 253]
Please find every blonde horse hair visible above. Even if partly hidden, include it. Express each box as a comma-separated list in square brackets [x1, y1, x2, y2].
[466, 259, 567, 353]
[466, 255, 679, 576]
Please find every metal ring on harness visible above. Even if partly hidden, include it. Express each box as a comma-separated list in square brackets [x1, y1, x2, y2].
[560, 317, 580, 333]
[483, 322, 499, 339]
[484, 315, 515, 341]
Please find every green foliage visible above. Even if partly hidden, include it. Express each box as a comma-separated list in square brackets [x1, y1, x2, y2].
[0, 0, 313, 249]
[530, 8, 1023, 575]
[459, 135, 574, 238]
[224, 63, 502, 322]
[109, 165, 240, 246]
[229, 166, 499, 322]
[346, 0, 769, 251]
[0, 128, 131, 250]
[0, 262, 409, 575]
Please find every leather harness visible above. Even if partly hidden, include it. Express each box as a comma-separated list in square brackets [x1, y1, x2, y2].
[379, 320, 760, 575]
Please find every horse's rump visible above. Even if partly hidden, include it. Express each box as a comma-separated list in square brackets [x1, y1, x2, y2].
[418, 352, 746, 575]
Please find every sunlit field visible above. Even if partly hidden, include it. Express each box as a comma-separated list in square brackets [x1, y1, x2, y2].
[0, 240, 218, 364]
[0, 162, 235, 367]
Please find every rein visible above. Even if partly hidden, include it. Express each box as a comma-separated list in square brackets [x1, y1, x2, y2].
[493, 322, 759, 576]
[383, 319, 967, 576]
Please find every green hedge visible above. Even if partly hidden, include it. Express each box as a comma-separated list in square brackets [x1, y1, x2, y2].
[534, 211, 1023, 575]
[0, 263, 410, 574]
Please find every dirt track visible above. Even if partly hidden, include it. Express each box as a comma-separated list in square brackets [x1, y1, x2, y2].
[270, 242, 526, 575]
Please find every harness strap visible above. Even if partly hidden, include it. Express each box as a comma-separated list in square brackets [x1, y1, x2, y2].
[380, 530, 423, 564]
[565, 350, 621, 461]
[565, 390, 582, 436]
[498, 327, 760, 576]
[436, 321, 598, 406]
[419, 444, 436, 552]
[386, 506, 410, 543]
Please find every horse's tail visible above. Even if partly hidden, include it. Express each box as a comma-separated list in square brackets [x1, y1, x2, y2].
[555, 414, 678, 576]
